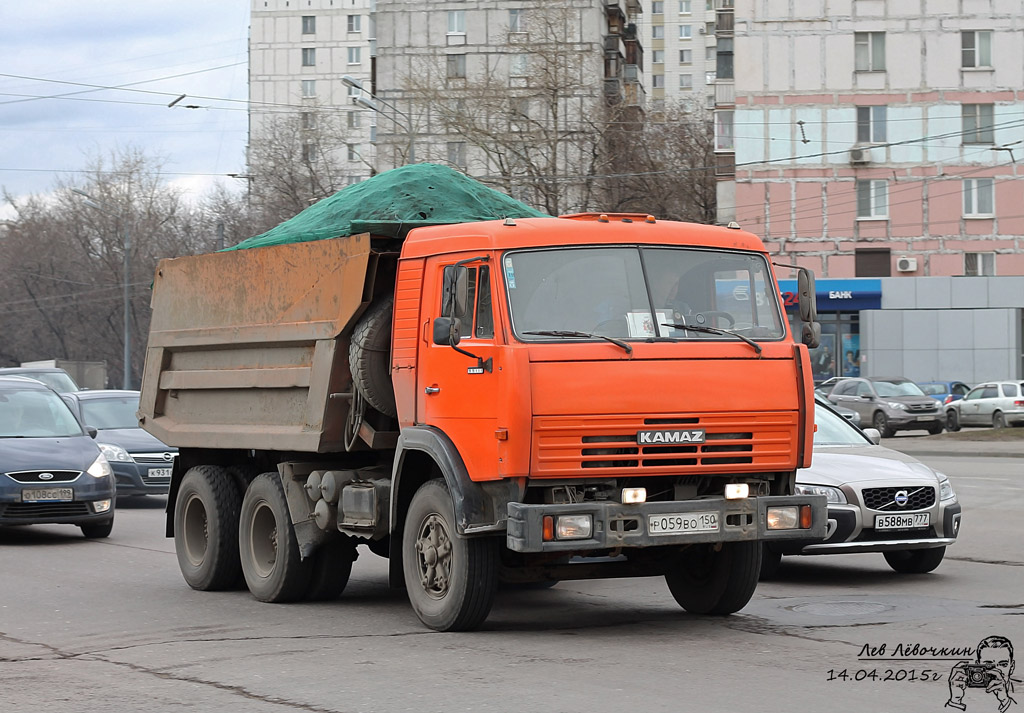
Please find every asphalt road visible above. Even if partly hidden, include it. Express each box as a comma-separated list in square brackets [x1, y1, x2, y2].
[1, 448, 1021, 713]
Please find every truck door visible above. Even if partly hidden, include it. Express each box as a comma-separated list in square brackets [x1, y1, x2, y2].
[417, 258, 500, 480]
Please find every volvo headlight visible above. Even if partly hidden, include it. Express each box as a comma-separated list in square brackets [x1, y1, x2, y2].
[939, 476, 956, 501]
[97, 443, 133, 463]
[887, 401, 908, 410]
[795, 483, 846, 504]
[86, 454, 113, 479]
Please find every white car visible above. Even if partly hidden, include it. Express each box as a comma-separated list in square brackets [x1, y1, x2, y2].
[761, 398, 962, 578]
[945, 381, 1024, 430]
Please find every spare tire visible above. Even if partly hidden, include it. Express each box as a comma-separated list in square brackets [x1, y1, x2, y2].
[349, 295, 397, 417]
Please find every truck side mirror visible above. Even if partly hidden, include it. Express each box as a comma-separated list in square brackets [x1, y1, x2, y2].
[441, 266, 470, 318]
[801, 322, 821, 349]
[432, 316, 461, 346]
[797, 269, 817, 323]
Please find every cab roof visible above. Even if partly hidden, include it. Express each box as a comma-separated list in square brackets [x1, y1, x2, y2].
[400, 216, 769, 259]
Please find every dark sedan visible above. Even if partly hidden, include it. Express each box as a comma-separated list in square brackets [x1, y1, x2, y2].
[61, 390, 176, 497]
[0, 376, 115, 537]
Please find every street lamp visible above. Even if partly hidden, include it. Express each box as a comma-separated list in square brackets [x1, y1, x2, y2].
[71, 188, 133, 390]
[341, 75, 416, 164]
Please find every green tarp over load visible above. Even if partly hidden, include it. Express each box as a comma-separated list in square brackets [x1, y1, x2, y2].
[229, 162, 549, 250]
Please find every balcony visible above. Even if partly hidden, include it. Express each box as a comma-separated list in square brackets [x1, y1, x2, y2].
[716, 11, 734, 35]
[714, 81, 735, 106]
[715, 152, 735, 177]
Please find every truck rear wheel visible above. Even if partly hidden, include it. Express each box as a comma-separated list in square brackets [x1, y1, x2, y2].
[666, 541, 762, 615]
[402, 479, 499, 631]
[174, 465, 242, 591]
[350, 295, 397, 418]
[239, 473, 312, 603]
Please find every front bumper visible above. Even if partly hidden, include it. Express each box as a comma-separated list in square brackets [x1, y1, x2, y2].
[887, 412, 942, 428]
[506, 495, 827, 553]
[0, 476, 115, 526]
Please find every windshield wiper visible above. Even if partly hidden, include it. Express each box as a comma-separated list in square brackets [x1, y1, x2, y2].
[661, 323, 762, 357]
[523, 330, 633, 356]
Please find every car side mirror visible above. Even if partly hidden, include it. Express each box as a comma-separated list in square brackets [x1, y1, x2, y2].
[862, 427, 881, 445]
[432, 316, 461, 346]
[86, 426, 98, 439]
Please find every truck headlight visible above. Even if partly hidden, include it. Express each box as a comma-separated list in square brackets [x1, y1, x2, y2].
[767, 505, 813, 530]
[98, 443, 133, 463]
[86, 455, 113, 479]
[795, 483, 846, 504]
[543, 514, 593, 540]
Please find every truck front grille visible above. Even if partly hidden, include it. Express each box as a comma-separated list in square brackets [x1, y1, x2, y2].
[533, 412, 799, 477]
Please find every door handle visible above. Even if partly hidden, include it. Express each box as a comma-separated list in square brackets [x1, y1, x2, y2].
[425, 386, 441, 394]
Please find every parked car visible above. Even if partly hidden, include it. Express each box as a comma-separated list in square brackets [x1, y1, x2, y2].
[0, 366, 79, 392]
[945, 381, 1024, 430]
[827, 376, 943, 437]
[814, 376, 850, 398]
[761, 397, 961, 578]
[60, 390, 176, 497]
[827, 400, 861, 427]
[918, 380, 971, 406]
[0, 376, 115, 537]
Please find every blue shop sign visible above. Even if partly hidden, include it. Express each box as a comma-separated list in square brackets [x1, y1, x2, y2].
[777, 278, 881, 312]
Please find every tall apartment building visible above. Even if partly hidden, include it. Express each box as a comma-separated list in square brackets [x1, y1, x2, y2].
[639, 0, 719, 112]
[249, 0, 376, 186]
[249, 1, 645, 214]
[717, 0, 1024, 382]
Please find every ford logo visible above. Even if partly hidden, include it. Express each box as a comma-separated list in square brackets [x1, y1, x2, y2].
[38, 472, 54, 481]
[894, 490, 909, 507]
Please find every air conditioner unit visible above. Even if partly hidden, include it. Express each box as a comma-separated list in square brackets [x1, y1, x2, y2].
[699, 26, 707, 34]
[896, 256, 918, 273]
[849, 147, 870, 165]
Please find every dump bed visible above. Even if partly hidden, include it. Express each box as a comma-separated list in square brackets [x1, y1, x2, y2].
[138, 234, 374, 452]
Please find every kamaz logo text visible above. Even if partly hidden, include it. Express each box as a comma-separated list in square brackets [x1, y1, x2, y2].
[636, 430, 706, 445]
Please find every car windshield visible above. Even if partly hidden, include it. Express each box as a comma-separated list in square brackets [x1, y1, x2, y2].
[918, 383, 947, 396]
[814, 401, 872, 446]
[11, 371, 80, 392]
[0, 388, 85, 438]
[873, 380, 926, 397]
[80, 395, 140, 430]
[504, 246, 785, 341]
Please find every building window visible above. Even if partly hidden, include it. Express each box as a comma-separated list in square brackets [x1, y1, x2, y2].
[680, 25, 692, 39]
[706, 46, 716, 61]
[652, 50, 665, 64]
[679, 49, 692, 64]
[716, 37, 733, 79]
[347, 111, 360, 129]
[301, 112, 316, 130]
[348, 47, 361, 65]
[715, 110, 734, 150]
[302, 143, 316, 162]
[856, 179, 888, 219]
[854, 32, 885, 71]
[447, 141, 467, 168]
[509, 53, 528, 77]
[347, 144, 359, 161]
[448, 10, 465, 35]
[652, 25, 665, 40]
[963, 178, 995, 217]
[705, 21, 716, 34]
[651, 1, 664, 13]
[509, 9, 524, 32]
[301, 80, 316, 98]
[347, 83, 359, 97]
[447, 54, 466, 79]
[347, 15, 361, 33]
[679, 0, 692, 13]
[855, 248, 892, 277]
[706, 71, 717, 84]
[301, 48, 316, 67]
[962, 104, 995, 144]
[856, 106, 886, 143]
[962, 30, 992, 68]
[652, 74, 665, 89]
[679, 73, 693, 89]
[965, 252, 996, 276]
[301, 15, 316, 34]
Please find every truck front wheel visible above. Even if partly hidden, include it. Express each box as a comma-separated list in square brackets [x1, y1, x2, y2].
[666, 541, 762, 615]
[174, 465, 242, 591]
[239, 473, 312, 603]
[402, 479, 499, 631]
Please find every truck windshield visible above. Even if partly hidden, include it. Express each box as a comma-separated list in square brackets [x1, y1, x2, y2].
[503, 246, 785, 342]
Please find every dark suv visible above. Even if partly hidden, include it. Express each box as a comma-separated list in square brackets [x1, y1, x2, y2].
[827, 377, 943, 437]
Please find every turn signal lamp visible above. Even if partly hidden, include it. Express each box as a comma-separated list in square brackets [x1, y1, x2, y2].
[622, 487, 647, 504]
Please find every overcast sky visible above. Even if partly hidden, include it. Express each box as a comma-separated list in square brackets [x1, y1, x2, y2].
[0, 1, 251, 219]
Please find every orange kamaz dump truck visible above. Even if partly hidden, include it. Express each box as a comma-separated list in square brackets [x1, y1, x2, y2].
[140, 209, 825, 631]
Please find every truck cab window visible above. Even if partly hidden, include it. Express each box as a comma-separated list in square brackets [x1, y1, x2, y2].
[442, 265, 492, 339]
